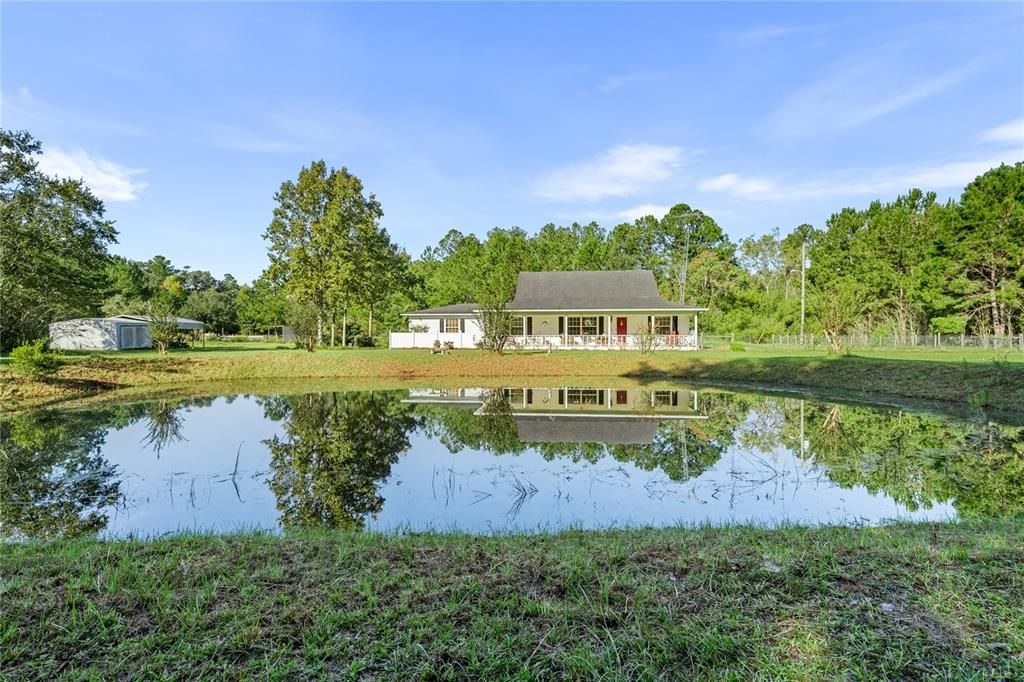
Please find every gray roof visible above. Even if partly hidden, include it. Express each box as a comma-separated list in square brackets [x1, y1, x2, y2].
[515, 416, 659, 445]
[114, 315, 206, 330]
[509, 271, 704, 311]
[403, 303, 479, 317]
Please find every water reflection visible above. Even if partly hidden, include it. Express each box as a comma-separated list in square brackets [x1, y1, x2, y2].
[260, 392, 415, 529]
[1, 386, 1021, 539]
[140, 401, 188, 457]
[412, 389, 773, 484]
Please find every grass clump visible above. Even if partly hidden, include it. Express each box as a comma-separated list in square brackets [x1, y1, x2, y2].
[2, 521, 1022, 680]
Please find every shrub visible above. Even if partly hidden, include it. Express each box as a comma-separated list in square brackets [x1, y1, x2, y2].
[9, 340, 63, 378]
[354, 335, 375, 347]
[729, 342, 746, 352]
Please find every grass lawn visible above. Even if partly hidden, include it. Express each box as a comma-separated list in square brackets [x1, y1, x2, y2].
[2, 343, 1022, 412]
[2, 521, 1021, 680]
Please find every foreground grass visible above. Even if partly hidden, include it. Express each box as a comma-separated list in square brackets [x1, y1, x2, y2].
[2, 521, 1021, 680]
[3, 345, 1023, 412]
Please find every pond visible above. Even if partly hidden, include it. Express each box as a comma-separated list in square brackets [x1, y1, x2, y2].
[2, 386, 1022, 539]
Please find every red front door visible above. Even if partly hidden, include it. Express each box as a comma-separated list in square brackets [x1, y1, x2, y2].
[616, 317, 627, 336]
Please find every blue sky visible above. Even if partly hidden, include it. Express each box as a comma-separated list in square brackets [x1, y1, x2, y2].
[4, 2, 1023, 282]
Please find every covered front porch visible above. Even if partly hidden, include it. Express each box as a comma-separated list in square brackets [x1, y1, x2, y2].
[509, 311, 701, 350]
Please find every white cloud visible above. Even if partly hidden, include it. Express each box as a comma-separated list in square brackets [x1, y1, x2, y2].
[980, 117, 1024, 145]
[698, 174, 779, 200]
[208, 123, 309, 154]
[728, 24, 823, 44]
[699, 149, 1022, 203]
[598, 71, 666, 93]
[764, 54, 977, 140]
[2, 86, 148, 138]
[37, 147, 147, 202]
[615, 204, 672, 221]
[534, 144, 686, 202]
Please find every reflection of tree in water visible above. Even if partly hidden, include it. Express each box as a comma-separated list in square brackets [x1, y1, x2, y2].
[781, 401, 1024, 518]
[140, 401, 187, 457]
[0, 396, 221, 539]
[952, 424, 1024, 517]
[415, 390, 526, 455]
[0, 409, 126, 539]
[413, 388, 1024, 517]
[261, 391, 416, 530]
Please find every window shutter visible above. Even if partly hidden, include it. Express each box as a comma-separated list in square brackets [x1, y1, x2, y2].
[672, 316, 679, 333]
[598, 317, 605, 335]
[526, 317, 533, 335]
[558, 317, 564, 334]
[460, 319, 465, 333]
[526, 389, 533, 403]
[598, 390, 606, 405]
[672, 391, 679, 406]
[557, 389, 564, 405]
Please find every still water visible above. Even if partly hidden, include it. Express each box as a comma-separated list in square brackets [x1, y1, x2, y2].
[3, 386, 1021, 539]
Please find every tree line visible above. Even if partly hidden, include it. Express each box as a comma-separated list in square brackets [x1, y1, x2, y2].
[2, 127, 1021, 352]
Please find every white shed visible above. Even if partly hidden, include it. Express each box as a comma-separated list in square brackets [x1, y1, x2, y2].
[49, 315, 204, 351]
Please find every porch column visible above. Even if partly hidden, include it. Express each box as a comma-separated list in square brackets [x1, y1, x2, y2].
[693, 314, 698, 348]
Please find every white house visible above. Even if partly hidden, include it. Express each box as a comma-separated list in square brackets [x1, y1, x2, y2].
[390, 270, 707, 350]
[49, 315, 205, 351]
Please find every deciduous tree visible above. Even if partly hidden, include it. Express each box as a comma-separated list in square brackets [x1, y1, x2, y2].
[0, 130, 117, 350]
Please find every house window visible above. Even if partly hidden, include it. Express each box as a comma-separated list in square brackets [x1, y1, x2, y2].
[566, 388, 601, 405]
[567, 316, 599, 336]
[504, 388, 526, 404]
[444, 318, 460, 333]
[652, 390, 674, 406]
[511, 317, 524, 336]
[653, 316, 672, 335]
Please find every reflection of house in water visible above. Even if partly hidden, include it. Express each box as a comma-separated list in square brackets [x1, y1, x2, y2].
[404, 388, 488, 405]
[405, 387, 706, 445]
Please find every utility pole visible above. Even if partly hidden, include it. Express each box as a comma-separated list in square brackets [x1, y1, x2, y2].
[799, 240, 806, 345]
[679, 226, 691, 303]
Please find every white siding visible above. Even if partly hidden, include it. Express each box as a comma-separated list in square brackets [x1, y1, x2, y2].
[49, 319, 152, 351]
[391, 318, 482, 348]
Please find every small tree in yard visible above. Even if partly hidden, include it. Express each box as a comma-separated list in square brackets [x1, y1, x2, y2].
[9, 340, 63, 379]
[287, 299, 319, 352]
[634, 322, 661, 354]
[147, 301, 179, 354]
[475, 301, 515, 353]
[812, 286, 862, 354]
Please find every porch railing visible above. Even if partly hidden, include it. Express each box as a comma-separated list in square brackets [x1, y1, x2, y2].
[510, 334, 698, 350]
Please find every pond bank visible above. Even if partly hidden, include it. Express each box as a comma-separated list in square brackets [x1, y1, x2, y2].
[3, 520, 1022, 679]
[3, 348, 1023, 411]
